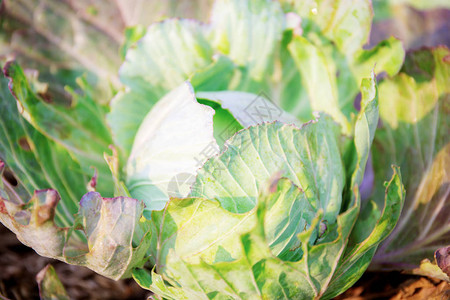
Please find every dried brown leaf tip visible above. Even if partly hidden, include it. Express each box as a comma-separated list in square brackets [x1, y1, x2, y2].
[435, 246, 450, 277]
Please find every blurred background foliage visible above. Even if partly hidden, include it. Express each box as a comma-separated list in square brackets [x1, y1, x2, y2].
[0, 0, 214, 103]
[1, 0, 448, 105]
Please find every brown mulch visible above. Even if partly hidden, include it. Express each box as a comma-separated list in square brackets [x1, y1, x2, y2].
[0, 224, 448, 300]
[335, 272, 450, 300]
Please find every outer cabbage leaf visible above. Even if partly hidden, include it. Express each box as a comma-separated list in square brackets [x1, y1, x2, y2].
[209, 0, 285, 80]
[147, 177, 316, 271]
[0, 69, 150, 280]
[157, 117, 345, 269]
[288, 36, 351, 133]
[132, 170, 404, 299]
[4, 62, 115, 196]
[282, 0, 373, 58]
[323, 167, 404, 298]
[0, 71, 82, 228]
[0, 171, 150, 280]
[371, 47, 450, 270]
[191, 118, 344, 222]
[276, 1, 403, 132]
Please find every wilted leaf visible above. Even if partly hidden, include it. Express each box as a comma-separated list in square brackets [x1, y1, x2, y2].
[0, 70, 149, 280]
[435, 246, 450, 278]
[36, 264, 70, 300]
[0, 70, 84, 228]
[411, 257, 450, 282]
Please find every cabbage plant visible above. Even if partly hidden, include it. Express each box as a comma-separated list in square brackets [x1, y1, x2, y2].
[128, 77, 406, 300]
[2, 0, 447, 298]
[0, 63, 405, 298]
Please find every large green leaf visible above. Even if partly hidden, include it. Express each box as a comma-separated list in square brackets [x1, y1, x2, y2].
[209, 0, 285, 80]
[119, 19, 213, 96]
[349, 73, 379, 197]
[0, 71, 83, 228]
[4, 62, 114, 196]
[142, 180, 323, 299]
[190, 118, 344, 223]
[282, 0, 372, 56]
[133, 169, 404, 299]
[149, 177, 315, 269]
[371, 47, 450, 270]
[277, 1, 403, 132]
[323, 167, 405, 299]
[144, 117, 348, 297]
[288, 36, 351, 133]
